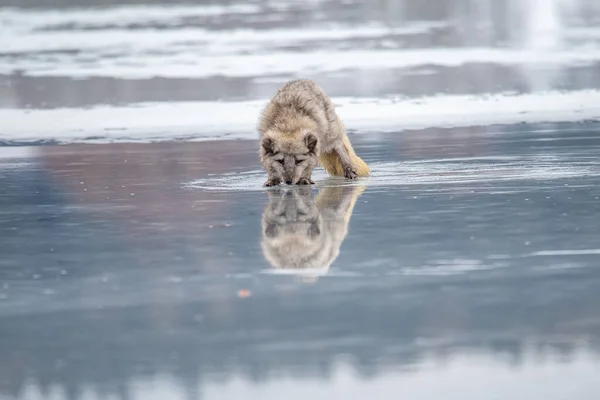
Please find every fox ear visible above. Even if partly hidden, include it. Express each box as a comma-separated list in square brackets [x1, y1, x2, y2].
[305, 133, 318, 154]
[262, 137, 275, 155]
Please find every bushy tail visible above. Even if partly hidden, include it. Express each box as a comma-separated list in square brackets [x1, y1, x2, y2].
[318, 135, 370, 177]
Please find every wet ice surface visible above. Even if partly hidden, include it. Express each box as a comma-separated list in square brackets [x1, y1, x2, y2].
[2, 0, 600, 399]
[186, 155, 599, 191]
[2, 126, 600, 400]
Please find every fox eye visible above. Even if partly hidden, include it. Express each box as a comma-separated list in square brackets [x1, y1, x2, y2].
[295, 159, 303, 165]
[276, 159, 284, 164]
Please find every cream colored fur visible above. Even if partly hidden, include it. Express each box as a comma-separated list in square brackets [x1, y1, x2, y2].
[258, 79, 370, 186]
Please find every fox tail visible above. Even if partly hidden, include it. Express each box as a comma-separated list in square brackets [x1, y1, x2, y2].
[318, 135, 370, 177]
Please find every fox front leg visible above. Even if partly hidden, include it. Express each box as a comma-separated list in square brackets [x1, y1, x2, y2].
[296, 177, 315, 185]
[264, 176, 282, 187]
[296, 168, 315, 185]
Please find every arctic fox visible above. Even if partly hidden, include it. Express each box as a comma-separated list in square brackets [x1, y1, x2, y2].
[258, 79, 370, 186]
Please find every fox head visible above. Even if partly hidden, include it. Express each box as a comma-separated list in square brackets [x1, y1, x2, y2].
[260, 132, 318, 185]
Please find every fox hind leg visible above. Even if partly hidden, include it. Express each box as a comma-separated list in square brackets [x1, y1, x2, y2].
[333, 143, 358, 180]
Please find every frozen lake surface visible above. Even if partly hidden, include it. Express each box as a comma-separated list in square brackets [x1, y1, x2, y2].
[1, 0, 600, 399]
[2, 127, 600, 400]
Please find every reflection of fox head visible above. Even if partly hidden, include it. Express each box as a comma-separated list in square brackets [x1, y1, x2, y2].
[261, 187, 325, 268]
[260, 185, 365, 277]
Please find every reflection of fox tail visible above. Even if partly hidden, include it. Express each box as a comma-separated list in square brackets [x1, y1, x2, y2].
[315, 185, 366, 225]
[318, 135, 370, 177]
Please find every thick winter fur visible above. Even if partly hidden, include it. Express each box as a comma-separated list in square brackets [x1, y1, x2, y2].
[260, 185, 365, 279]
[258, 79, 370, 186]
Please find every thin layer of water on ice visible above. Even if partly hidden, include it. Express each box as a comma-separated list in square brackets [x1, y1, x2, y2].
[184, 157, 600, 192]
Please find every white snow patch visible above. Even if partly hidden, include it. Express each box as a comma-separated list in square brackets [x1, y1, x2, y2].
[0, 4, 261, 32]
[4, 47, 600, 78]
[529, 249, 600, 256]
[1, 90, 599, 144]
[0, 23, 447, 54]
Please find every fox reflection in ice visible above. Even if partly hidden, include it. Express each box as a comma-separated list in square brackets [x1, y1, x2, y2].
[261, 184, 364, 280]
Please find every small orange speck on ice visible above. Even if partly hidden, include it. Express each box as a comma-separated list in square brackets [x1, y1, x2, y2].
[237, 289, 251, 298]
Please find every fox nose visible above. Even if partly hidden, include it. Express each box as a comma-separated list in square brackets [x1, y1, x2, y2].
[285, 179, 293, 185]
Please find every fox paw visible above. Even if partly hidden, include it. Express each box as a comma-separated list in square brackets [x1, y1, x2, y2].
[343, 166, 358, 180]
[264, 178, 281, 187]
[297, 177, 315, 185]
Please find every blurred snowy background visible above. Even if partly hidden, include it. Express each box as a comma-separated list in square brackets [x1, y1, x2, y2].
[1, 0, 600, 142]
